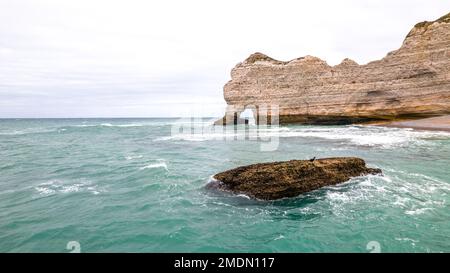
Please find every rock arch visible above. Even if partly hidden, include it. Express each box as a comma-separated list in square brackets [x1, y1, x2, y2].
[214, 104, 279, 125]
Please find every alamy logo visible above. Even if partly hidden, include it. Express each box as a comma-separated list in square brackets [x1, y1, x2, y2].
[170, 104, 280, 151]
[66, 241, 81, 253]
[366, 241, 381, 253]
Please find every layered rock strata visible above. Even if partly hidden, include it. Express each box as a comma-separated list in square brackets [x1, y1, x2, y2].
[215, 13, 450, 125]
[208, 157, 382, 200]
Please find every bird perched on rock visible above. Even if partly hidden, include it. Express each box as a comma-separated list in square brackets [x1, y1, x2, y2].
[309, 157, 316, 162]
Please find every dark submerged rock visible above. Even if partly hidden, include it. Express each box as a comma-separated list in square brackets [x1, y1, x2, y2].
[210, 157, 382, 200]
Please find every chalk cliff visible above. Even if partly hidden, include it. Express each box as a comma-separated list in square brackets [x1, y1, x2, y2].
[216, 12, 450, 125]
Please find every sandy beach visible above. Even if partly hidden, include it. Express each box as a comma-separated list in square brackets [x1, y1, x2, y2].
[375, 115, 450, 132]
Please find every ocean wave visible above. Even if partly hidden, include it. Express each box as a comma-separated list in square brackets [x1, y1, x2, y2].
[236, 194, 251, 200]
[125, 155, 144, 160]
[166, 120, 217, 126]
[405, 207, 433, 215]
[0, 128, 57, 136]
[0, 123, 146, 135]
[318, 166, 449, 218]
[155, 133, 240, 142]
[324, 176, 380, 209]
[34, 179, 100, 196]
[272, 126, 450, 148]
[395, 237, 419, 243]
[71, 120, 215, 128]
[394, 237, 419, 247]
[139, 160, 168, 171]
[384, 168, 450, 195]
[71, 123, 144, 128]
[155, 125, 450, 148]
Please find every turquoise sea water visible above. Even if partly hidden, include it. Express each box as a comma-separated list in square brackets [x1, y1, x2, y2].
[0, 118, 449, 252]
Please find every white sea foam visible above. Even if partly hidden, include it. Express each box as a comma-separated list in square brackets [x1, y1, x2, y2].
[73, 123, 144, 128]
[167, 120, 215, 126]
[274, 235, 285, 241]
[0, 128, 57, 135]
[35, 186, 56, 195]
[269, 126, 449, 147]
[125, 155, 144, 160]
[236, 194, 251, 200]
[101, 123, 143, 127]
[139, 161, 168, 171]
[319, 164, 449, 219]
[393, 196, 410, 207]
[405, 207, 433, 215]
[34, 179, 100, 196]
[155, 125, 450, 148]
[395, 238, 419, 247]
[395, 237, 419, 243]
[0, 130, 25, 135]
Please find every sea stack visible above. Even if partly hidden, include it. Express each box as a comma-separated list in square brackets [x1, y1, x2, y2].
[215, 12, 450, 125]
[209, 157, 382, 200]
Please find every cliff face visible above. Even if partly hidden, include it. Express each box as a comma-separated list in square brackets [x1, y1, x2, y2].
[217, 13, 450, 125]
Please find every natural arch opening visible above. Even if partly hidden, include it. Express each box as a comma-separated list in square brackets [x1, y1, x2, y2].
[240, 108, 256, 125]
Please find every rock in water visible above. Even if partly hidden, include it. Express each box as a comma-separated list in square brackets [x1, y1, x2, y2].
[210, 157, 382, 200]
[216, 12, 450, 125]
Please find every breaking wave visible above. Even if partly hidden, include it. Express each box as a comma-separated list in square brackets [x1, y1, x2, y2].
[72, 123, 144, 128]
[0, 128, 58, 136]
[139, 160, 168, 171]
[155, 125, 450, 148]
[319, 168, 449, 217]
[34, 179, 101, 196]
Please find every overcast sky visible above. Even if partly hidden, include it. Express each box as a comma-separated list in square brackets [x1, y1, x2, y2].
[0, 0, 449, 117]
